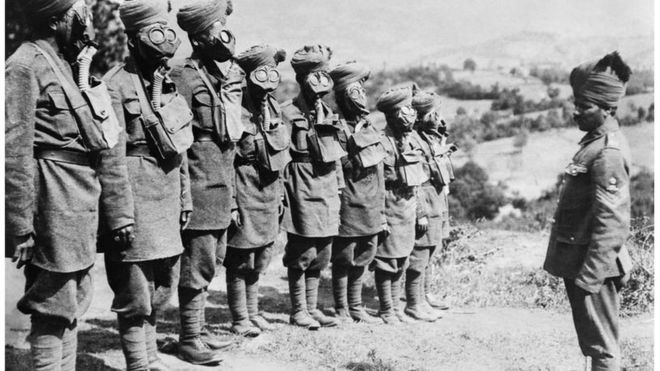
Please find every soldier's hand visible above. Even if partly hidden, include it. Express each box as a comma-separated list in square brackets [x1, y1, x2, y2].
[113, 225, 135, 246]
[12, 234, 35, 269]
[180, 211, 192, 230]
[416, 217, 429, 235]
[231, 209, 242, 227]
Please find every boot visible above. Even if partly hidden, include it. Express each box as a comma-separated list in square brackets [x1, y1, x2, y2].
[392, 270, 415, 323]
[246, 272, 274, 331]
[118, 315, 149, 371]
[60, 321, 77, 371]
[227, 272, 261, 337]
[306, 270, 339, 327]
[29, 315, 64, 371]
[144, 312, 170, 371]
[404, 270, 437, 322]
[347, 267, 379, 324]
[197, 291, 233, 350]
[374, 270, 398, 324]
[424, 262, 449, 310]
[331, 265, 352, 323]
[288, 268, 320, 330]
[178, 288, 223, 365]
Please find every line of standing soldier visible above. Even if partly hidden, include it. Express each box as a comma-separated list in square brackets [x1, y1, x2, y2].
[5, 0, 458, 369]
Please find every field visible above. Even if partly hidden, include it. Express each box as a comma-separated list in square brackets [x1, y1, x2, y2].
[451, 121, 654, 199]
[5, 228, 653, 370]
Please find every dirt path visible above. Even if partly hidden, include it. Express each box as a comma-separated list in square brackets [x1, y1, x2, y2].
[5, 230, 654, 370]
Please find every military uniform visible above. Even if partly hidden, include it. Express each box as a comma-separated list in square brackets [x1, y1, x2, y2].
[103, 56, 192, 370]
[544, 118, 632, 370]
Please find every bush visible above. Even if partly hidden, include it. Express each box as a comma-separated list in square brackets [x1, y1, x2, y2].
[620, 217, 654, 316]
[449, 162, 507, 221]
[630, 170, 654, 219]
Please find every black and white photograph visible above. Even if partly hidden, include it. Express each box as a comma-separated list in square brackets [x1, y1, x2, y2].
[3, 0, 655, 370]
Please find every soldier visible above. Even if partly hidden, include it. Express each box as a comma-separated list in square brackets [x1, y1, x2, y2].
[225, 44, 291, 334]
[170, 0, 243, 363]
[103, 1, 195, 369]
[329, 61, 386, 324]
[282, 45, 346, 329]
[543, 51, 633, 371]
[409, 88, 455, 321]
[372, 86, 429, 324]
[6, 0, 134, 369]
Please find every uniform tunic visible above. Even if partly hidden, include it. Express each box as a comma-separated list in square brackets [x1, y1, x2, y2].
[415, 130, 448, 247]
[281, 97, 344, 238]
[103, 58, 192, 263]
[376, 128, 428, 259]
[227, 92, 284, 249]
[170, 57, 244, 231]
[5, 40, 134, 273]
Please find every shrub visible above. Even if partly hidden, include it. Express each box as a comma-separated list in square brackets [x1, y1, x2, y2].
[449, 162, 507, 221]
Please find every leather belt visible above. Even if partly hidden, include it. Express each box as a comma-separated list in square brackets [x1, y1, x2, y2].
[126, 144, 155, 158]
[194, 132, 215, 143]
[235, 154, 257, 166]
[290, 152, 312, 163]
[34, 148, 96, 167]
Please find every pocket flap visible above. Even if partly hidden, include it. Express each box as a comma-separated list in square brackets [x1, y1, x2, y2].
[352, 126, 382, 148]
[263, 123, 290, 151]
[157, 94, 194, 134]
[193, 90, 214, 107]
[123, 99, 142, 116]
[83, 80, 112, 120]
[401, 150, 422, 164]
[48, 91, 70, 110]
[292, 117, 309, 130]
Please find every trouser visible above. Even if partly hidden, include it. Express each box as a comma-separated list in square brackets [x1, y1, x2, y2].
[105, 255, 180, 371]
[371, 256, 408, 315]
[224, 244, 274, 325]
[332, 235, 378, 313]
[564, 278, 621, 371]
[18, 265, 93, 371]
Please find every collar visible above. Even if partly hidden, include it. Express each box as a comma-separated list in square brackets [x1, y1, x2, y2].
[578, 116, 620, 146]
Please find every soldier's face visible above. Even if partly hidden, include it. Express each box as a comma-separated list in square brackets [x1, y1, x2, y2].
[573, 101, 605, 132]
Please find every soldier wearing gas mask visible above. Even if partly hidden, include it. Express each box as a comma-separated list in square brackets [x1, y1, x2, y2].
[6, 0, 134, 369]
[371, 86, 429, 324]
[329, 62, 386, 324]
[407, 88, 456, 322]
[102, 1, 195, 369]
[281, 45, 346, 329]
[222, 45, 291, 335]
[170, 0, 243, 364]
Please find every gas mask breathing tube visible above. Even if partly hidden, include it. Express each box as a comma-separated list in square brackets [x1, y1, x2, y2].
[304, 71, 334, 124]
[342, 82, 370, 119]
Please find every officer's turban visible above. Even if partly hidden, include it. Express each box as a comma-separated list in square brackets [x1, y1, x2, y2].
[330, 61, 371, 92]
[237, 45, 286, 73]
[291, 45, 332, 76]
[376, 86, 413, 114]
[412, 89, 439, 116]
[177, 0, 233, 35]
[570, 51, 632, 108]
[119, 0, 169, 33]
[25, 0, 78, 21]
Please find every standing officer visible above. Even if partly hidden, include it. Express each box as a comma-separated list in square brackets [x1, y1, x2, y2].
[225, 44, 291, 335]
[282, 45, 345, 329]
[6, 0, 134, 369]
[544, 51, 633, 371]
[103, 1, 194, 369]
[329, 61, 386, 324]
[372, 86, 429, 324]
[170, 0, 243, 363]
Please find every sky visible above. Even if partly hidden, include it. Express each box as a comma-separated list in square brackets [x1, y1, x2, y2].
[168, 0, 654, 71]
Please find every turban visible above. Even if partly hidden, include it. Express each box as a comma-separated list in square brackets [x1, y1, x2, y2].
[412, 89, 439, 116]
[25, 0, 77, 21]
[177, 0, 233, 35]
[570, 51, 632, 108]
[236, 45, 286, 73]
[330, 61, 371, 92]
[119, 0, 169, 33]
[376, 86, 413, 113]
[291, 45, 332, 76]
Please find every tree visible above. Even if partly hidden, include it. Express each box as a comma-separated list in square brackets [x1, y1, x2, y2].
[463, 58, 477, 72]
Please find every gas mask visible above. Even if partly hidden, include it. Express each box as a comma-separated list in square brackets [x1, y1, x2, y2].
[54, 0, 96, 63]
[135, 23, 181, 65]
[304, 71, 334, 98]
[341, 82, 369, 117]
[249, 65, 280, 93]
[195, 23, 236, 62]
[389, 105, 417, 132]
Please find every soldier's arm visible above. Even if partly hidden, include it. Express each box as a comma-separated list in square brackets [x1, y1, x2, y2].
[5, 62, 38, 245]
[179, 152, 193, 213]
[575, 147, 630, 294]
[98, 77, 135, 233]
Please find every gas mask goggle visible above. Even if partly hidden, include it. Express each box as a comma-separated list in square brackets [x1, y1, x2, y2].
[56, 0, 96, 60]
[342, 82, 369, 117]
[391, 105, 417, 132]
[249, 65, 280, 93]
[304, 71, 334, 98]
[136, 23, 181, 64]
[196, 24, 236, 62]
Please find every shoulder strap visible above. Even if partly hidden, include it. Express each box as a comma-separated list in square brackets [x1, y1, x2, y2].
[191, 63, 222, 131]
[129, 72, 158, 120]
[31, 42, 84, 108]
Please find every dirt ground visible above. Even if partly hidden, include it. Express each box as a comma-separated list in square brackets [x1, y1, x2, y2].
[5, 230, 654, 370]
